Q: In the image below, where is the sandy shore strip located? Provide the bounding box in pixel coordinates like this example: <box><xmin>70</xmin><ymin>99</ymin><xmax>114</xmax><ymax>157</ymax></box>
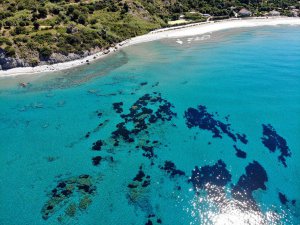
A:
<box><xmin>1</xmin><ymin>17</ymin><xmax>300</xmax><ymax>77</ymax></box>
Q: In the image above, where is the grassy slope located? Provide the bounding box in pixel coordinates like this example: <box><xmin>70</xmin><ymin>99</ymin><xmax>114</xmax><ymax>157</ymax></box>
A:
<box><xmin>0</xmin><ymin>0</ymin><xmax>299</xmax><ymax>66</ymax></box>
<box><xmin>0</xmin><ymin>0</ymin><xmax>167</xmax><ymax>65</ymax></box>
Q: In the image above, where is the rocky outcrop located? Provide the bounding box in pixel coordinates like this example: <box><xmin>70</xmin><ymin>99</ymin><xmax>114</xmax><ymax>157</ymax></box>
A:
<box><xmin>43</xmin><ymin>53</ymin><xmax>82</xmax><ymax>65</ymax></box>
<box><xmin>0</xmin><ymin>46</ymin><xmax>103</xmax><ymax>70</ymax></box>
<box><xmin>0</xmin><ymin>49</ymin><xmax>29</xmax><ymax>70</ymax></box>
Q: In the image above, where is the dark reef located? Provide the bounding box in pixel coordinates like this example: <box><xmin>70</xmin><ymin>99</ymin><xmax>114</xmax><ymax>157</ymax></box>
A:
<box><xmin>279</xmin><ymin>192</ymin><xmax>288</xmax><ymax>205</ymax></box>
<box><xmin>127</xmin><ymin>166</ymin><xmax>153</xmax><ymax>214</ymax></box>
<box><xmin>92</xmin><ymin>140</ymin><xmax>104</xmax><ymax>151</ymax></box>
<box><xmin>236</xmin><ymin>133</ymin><xmax>248</xmax><ymax>144</ymax></box>
<box><xmin>278</xmin><ymin>192</ymin><xmax>297</xmax><ymax>207</ymax></box>
<box><xmin>189</xmin><ymin>160</ymin><xmax>232</xmax><ymax>191</ymax></box>
<box><xmin>111</xmin><ymin>93</ymin><xmax>176</xmax><ymax>145</ymax></box>
<box><xmin>261</xmin><ymin>124</ymin><xmax>291</xmax><ymax>167</ymax></box>
<box><xmin>41</xmin><ymin>94</ymin><xmax>296</xmax><ymax>223</ymax></box>
<box><xmin>145</xmin><ymin>214</ymin><xmax>162</xmax><ymax>225</ymax></box>
<box><xmin>92</xmin><ymin>156</ymin><xmax>102</xmax><ymax>166</ymax></box>
<box><xmin>41</xmin><ymin>175</ymin><xmax>96</xmax><ymax>220</ymax></box>
<box><xmin>141</xmin><ymin>145</ymin><xmax>156</xmax><ymax>159</ymax></box>
<box><xmin>159</xmin><ymin>161</ymin><xmax>185</xmax><ymax>178</ymax></box>
<box><xmin>91</xmin><ymin>155</ymin><xmax>113</xmax><ymax>166</ymax></box>
<box><xmin>233</xmin><ymin>145</ymin><xmax>247</xmax><ymax>159</ymax></box>
<box><xmin>128</xmin><ymin>166</ymin><xmax>151</xmax><ymax>189</ymax></box>
<box><xmin>184</xmin><ymin>105</ymin><xmax>247</xmax><ymax>144</ymax></box>
<box><xmin>113</xmin><ymin>102</ymin><xmax>124</xmax><ymax>113</ymax></box>
<box><xmin>231</xmin><ymin>161</ymin><xmax>268</xmax><ymax>210</ymax></box>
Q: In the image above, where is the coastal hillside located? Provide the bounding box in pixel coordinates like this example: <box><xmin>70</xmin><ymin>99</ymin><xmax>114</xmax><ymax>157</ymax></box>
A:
<box><xmin>0</xmin><ymin>0</ymin><xmax>299</xmax><ymax>69</ymax></box>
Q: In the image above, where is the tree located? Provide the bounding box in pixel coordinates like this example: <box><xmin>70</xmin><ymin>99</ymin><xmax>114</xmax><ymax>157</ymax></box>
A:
<box><xmin>67</xmin><ymin>5</ymin><xmax>75</xmax><ymax>15</ymax></box>
<box><xmin>90</xmin><ymin>18</ymin><xmax>97</xmax><ymax>25</ymax></box>
<box><xmin>78</xmin><ymin>15</ymin><xmax>87</xmax><ymax>25</ymax></box>
<box><xmin>38</xmin><ymin>7</ymin><xmax>47</xmax><ymax>18</ymax></box>
<box><xmin>33</xmin><ymin>21</ymin><xmax>40</xmax><ymax>30</ymax></box>
<box><xmin>121</xmin><ymin>3</ymin><xmax>129</xmax><ymax>14</ymax></box>
<box><xmin>14</xmin><ymin>26</ymin><xmax>26</xmax><ymax>35</ymax></box>
<box><xmin>5</xmin><ymin>20</ymin><xmax>13</xmax><ymax>27</ymax></box>
<box><xmin>31</xmin><ymin>12</ymin><xmax>38</xmax><ymax>21</ymax></box>
<box><xmin>51</xmin><ymin>7</ymin><xmax>60</xmax><ymax>15</ymax></box>
<box><xmin>39</xmin><ymin>47</ymin><xmax>52</xmax><ymax>58</ymax></box>
<box><xmin>19</xmin><ymin>21</ymin><xmax>26</xmax><ymax>27</ymax></box>
<box><xmin>71</xmin><ymin>10</ymin><xmax>80</xmax><ymax>21</ymax></box>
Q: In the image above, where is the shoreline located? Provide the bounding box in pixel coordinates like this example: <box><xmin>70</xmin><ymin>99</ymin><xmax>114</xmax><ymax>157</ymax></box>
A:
<box><xmin>1</xmin><ymin>17</ymin><xmax>300</xmax><ymax>77</ymax></box>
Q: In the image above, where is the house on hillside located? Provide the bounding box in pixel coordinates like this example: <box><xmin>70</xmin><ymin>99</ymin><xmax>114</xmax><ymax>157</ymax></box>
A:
<box><xmin>238</xmin><ymin>8</ymin><xmax>252</xmax><ymax>17</ymax></box>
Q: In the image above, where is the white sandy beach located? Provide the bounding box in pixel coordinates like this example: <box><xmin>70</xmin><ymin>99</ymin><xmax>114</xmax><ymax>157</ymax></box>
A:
<box><xmin>1</xmin><ymin>17</ymin><xmax>300</xmax><ymax>77</ymax></box>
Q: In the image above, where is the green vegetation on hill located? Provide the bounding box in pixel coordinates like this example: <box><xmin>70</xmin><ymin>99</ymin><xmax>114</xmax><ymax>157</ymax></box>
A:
<box><xmin>0</xmin><ymin>0</ymin><xmax>299</xmax><ymax>66</ymax></box>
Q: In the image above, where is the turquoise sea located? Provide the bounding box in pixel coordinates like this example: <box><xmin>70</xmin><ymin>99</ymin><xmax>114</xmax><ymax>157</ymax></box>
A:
<box><xmin>0</xmin><ymin>26</ymin><xmax>300</xmax><ymax>225</ymax></box>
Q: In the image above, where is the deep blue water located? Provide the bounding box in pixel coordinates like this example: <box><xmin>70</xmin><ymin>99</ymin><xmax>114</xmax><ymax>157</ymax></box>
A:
<box><xmin>0</xmin><ymin>26</ymin><xmax>300</xmax><ymax>225</ymax></box>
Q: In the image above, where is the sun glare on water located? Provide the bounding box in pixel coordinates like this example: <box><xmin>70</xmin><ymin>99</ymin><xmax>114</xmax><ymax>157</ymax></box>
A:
<box><xmin>186</xmin><ymin>187</ymin><xmax>283</xmax><ymax>225</ymax></box>
<box><xmin>210</xmin><ymin>202</ymin><xmax>279</xmax><ymax>225</ymax></box>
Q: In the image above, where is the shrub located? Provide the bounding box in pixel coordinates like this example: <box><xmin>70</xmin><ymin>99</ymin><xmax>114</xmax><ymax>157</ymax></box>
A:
<box><xmin>51</xmin><ymin>7</ymin><xmax>60</xmax><ymax>15</ymax></box>
<box><xmin>71</xmin><ymin>10</ymin><xmax>80</xmax><ymax>21</ymax></box>
<box><xmin>14</xmin><ymin>26</ymin><xmax>26</xmax><ymax>35</ymax></box>
<box><xmin>13</xmin><ymin>36</ymin><xmax>29</xmax><ymax>43</ymax></box>
<box><xmin>4</xmin><ymin>46</ymin><xmax>16</xmax><ymax>57</ymax></box>
<box><xmin>29</xmin><ymin>58</ymin><xmax>39</xmax><ymax>66</ymax></box>
<box><xmin>19</xmin><ymin>21</ymin><xmax>26</xmax><ymax>27</ymax></box>
<box><xmin>38</xmin><ymin>7</ymin><xmax>47</xmax><ymax>18</ymax></box>
<box><xmin>67</xmin><ymin>5</ymin><xmax>75</xmax><ymax>15</ymax></box>
<box><xmin>65</xmin><ymin>35</ymin><xmax>81</xmax><ymax>44</ymax></box>
<box><xmin>39</xmin><ymin>46</ymin><xmax>52</xmax><ymax>58</ymax></box>
<box><xmin>32</xmin><ymin>32</ymin><xmax>54</xmax><ymax>44</ymax></box>
<box><xmin>4</xmin><ymin>20</ymin><xmax>13</xmax><ymax>28</ymax></box>
<box><xmin>0</xmin><ymin>37</ymin><xmax>12</xmax><ymax>45</ymax></box>
<box><xmin>33</xmin><ymin>21</ymin><xmax>40</xmax><ymax>30</ymax></box>
<box><xmin>90</xmin><ymin>18</ymin><xmax>97</xmax><ymax>25</ymax></box>
<box><xmin>78</xmin><ymin>15</ymin><xmax>87</xmax><ymax>25</ymax></box>
<box><xmin>87</xmin><ymin>5</ymin><xmax>95</xmax><ymax>13</ymax></box>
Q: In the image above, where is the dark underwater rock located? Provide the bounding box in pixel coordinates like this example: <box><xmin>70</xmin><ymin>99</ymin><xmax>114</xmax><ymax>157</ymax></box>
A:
<box><xmin>159</xmin><ymin>161</ymin><xmax>185</xmax><ymax>178</ymax></box>
<box><xmin>92</xmin><ymin>140</ymin><xmax>104</xmax><ymax>151</ymax></box>
<box><xmin>112</xmin><ymin>122</ymin><xmax>132</xmax><ymax>143</ymax></box>
<box><xmin>279</xmin><ymin>192</ymin><xmax>288</xmax><ymax>205</ymax></box>
<box><xmin>233</xmin><ymin>145</ymin><xmax>247</xmax><ymax>159</ymax></box>
<box><xmin>91</xmin><ymin>155</ymin><xmax>114</xmax><ymax>166</ymax></box>
<box><xmin>128</xmin><ymin>166</ymin><xmax>151</xmax><ymax>188</ymax></box>
<box><xmin>278</xmin><ymin>192</ymin><xmax>297</xmax><ymax>207</ymax></box>
<box><xmin>134</xmin><ymin>169</ymin><xmax>146</xmax><ymax>182</ymax></box>
<box><xmin>85</xmin><ymin>132</ymin><xmax>91</xmax><ymax>138</ymax></box>
<box><xmin>113</xmin><ymin>102</ymin><xmax>123</xmax><ymax>113</ymax></box>
<box><xmin>142</xmin><ymin>146</ymin><xmax>156</xmax><ymax>159</ymax></box>
<box><xmin>41</xmin><ymin>175</ymin><xmax>96</xmax><ymax>220</ymax></box>
<box><xmin>189</xmin><ymin>160</ymin><xmax>231</xmax><ymax>192</ymax></box>
<box><xmin>111</xmin><ymin>93</ymin><xmax>176</xmax><ymax>145</ymax></box>
<box><xmin>236</xmin><ymin>133</ymin><xmax>248</xmax><ymax>144</ymax></box>
<box><xmin>92</xmin><ymin>156</ymin><xmax>102</xmax><ymax>166</ymax></box>
<box><xmin>184</xmin><ymin>105</ymin><xmax>240</xmax><ymax>142</ymax></box>
<box><xmin>145</xmin><ymin>216</ymin><xmax>162</xmax><ymax>225</ymax></box>
<box><xmin>261</xmin><ymin>124</ymin><xmax>291</xmax><ymax>167</ymax></box>
<box><xmin>231</xmin><ymin>161</ymin><xmax>268</xmax><ymax>210</ymax></box>
<box><xmin>127</xmin><ymin>166</ymin><xmax>152</xmax><ymax>213</ymax></box>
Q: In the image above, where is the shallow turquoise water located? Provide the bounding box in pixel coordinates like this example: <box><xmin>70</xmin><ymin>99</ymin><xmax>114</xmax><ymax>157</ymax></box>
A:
<box><xmin>0</xmin><ymin>26</ymin><xmax>300</xmax><ymax>225</ymax></box>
